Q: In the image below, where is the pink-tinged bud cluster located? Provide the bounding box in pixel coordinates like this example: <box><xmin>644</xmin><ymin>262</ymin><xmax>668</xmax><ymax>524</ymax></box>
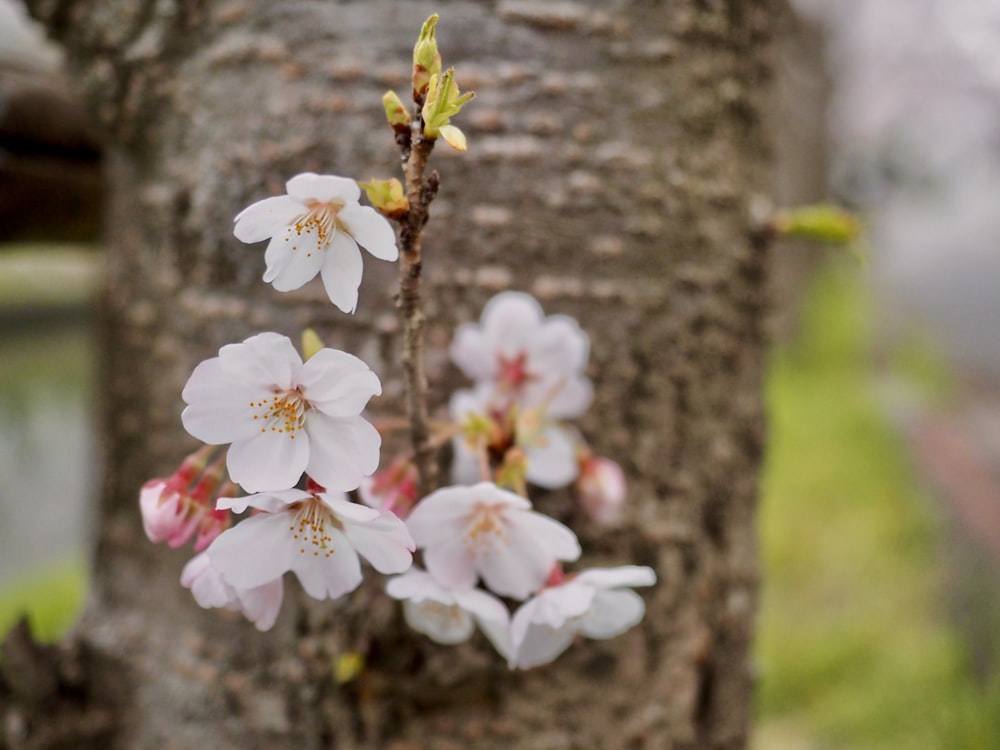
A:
<box><xmin>359</xmin><ymin>457</ymin><xmax>419</xmax><ymax>518</ymax></box>
<box><xmin>138</xmin><ymin>447</ymin><xmax>233</xmax><ymax>551</ymax></box>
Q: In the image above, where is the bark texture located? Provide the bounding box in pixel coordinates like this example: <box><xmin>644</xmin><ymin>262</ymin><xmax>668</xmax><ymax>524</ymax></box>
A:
<box><xmin>5</xmin><ymin>1</ymin><xmax>775</xmax><ymax>748</ymax></box>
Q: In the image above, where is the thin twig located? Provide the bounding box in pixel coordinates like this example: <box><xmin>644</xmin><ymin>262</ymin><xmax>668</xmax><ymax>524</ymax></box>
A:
<box><xmin>395</xmin><ymin>123</ymin><xmax>439</xmax><ymax>496</ymax></box>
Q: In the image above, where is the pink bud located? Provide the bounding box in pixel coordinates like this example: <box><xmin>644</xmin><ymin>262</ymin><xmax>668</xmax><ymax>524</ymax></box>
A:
<box><xmin>139</xmin><ymin>479</ymin><xmax>199</xmax><ymax>547</ymax></box>
<box><xmin>193</xmin><ymin>508</ymin><xmax>231</xmax><ymax>552</ymax></box>
<box><xmin>575</xmin><ymin>457</ymin><xmax>626</xmax><ymax>524</ymax></box>
<box><xmin>359</xmin><ymin>458</ymin><xmax>419</xmax><ymax>518</ymax></box>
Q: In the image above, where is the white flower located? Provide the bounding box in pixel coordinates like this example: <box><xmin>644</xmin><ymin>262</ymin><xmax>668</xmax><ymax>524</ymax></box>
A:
<box><xmin>508</xmin><ymin>565</ymin><xmax>656</xmax><ymax>669</ymax></box>
<box><xmin>181</xmin><ymin>332</ymin><xmax>382</xmax><ymax>493</ymax></box>
<box><xmin>450</xmin><ymin>291</ymin><xmax>592</xmax><ymax>419</ymax></box>
<box><xmin>206</xmin><ymin>489</ymin><xmax>414</xmax><ymax>601</ymax></box>
<box><xmin>233</xmin><ymin>173</ymin><xmax>399</xmax><ymax>313</ymax></box>
<box><xmin>386</xmin><ymin>567</ymin><xmax>510</xmax><ymax>656</ymax></box>
<box><xmin>405</xmin><ymin>482</ymin><xmax>580</xmax><ymax>600</ymax></box>
<box><xmin>449</xmin><ymin>386</ymin><xmax>580</xmax><ymax>490</ymax></box>
<box><xmin>181</xmin><ymin>551</ymin><xmax>284</xmax><ymax>632</ymax></box>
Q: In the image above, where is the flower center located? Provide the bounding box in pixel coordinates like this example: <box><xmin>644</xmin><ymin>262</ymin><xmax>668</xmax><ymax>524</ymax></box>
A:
<box><xmin>497</xmin><ymin>352</ymin><xmax>534</xmax><ymax>389</ymax></box>
<box><xmin>250</xmin><ymin>389</ymin><xmax>308</xmax><ymax>438</ymax></box>
<box><xmin>287</xmin><ymin>200</ymin><xmax>345</xmax><ymax>256</ymax></box>
<box><xmin>463</xmin><ymin>502</ymin><xmax>508</xmax><ymax>557</ymax></box>
<box><xmin>289</xmin><ymin>497</ymin><xmax>342</xmax><ymax>558</ymax></box>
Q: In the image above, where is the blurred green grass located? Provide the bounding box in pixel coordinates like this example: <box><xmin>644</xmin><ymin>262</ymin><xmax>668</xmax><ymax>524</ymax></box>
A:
<box><xmin>0</xmin><ymin>559</ymin><xmax>87</xmax><ymax>643</ymax></box>
<box><xmin>756</xmin><ymin>260</ymin><xmax>1000</xmax><ymax>748</ymax></box>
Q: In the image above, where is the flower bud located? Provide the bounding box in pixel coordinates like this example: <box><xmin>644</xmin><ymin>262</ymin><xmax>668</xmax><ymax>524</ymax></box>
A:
<box><xmin>575</xmin><ymin>456</ymin><xmax>626</xmax><ymax>524</ymax></box>
<box><xmin>412</xmin><ymin>14</ymin><xmax>442</xmax><ymax>100</ymax></box>
<box><xmin>421</xmin><ymin>68</ymin><xmax>474</xmax><ymax>148</ymax></box>
<box><xmin>382</xmin><ymin>90</ymin><xmax>412</xmax><ymax>133</ymax></box>
<box><xmin>359</xmin><ymin>178</ymin><xmax>409</xmax><ymax>219</ymax></box>
<box><xmin>771</xmin><ymin>204</ymin><xmax>861</xmax><ymax>246</ymax></box>
<box><xmin>139</xmin><ymin>479</ymin><xmax>199</xmax><ymax>547</ymax></box>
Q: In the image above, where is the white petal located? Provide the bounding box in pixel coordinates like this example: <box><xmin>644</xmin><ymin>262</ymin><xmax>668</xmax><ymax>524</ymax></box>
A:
<box><xmin>239</xmin><ymin>578</ymin><xmax>285</xmax><ymax>631</ymax></box>
<box><xmin>574</xmin><ymin>565</ymin><xmax>657</xmax><ymax>590</ymax></box>
<box><xmin>264</xmin><ymin>224</ymin><xmax>326</xmax><ymax>291</ymax></box>
<box><xmin>405</xmin><ymin>487</ymin><xmax>475</xmax><ymax>548</ymax></box>
<box><xmin>234</xmin><ymin>195</ymin><xmax>302</xmax><ymax>243</ymax></box>
<box><xmin>292</xmin><ymin>526</ymin><xmax>362</xmax><ymax>600</ymax></box>
<box><xmin>217</xmin><ymin>489</ymin><xmax>310</xmax><ymax>515</ymax></box>
<box><xmin>181</xmin><ymin>359</ymin><xmax>266</xmax><ymax>444</ymax></box>
<box><xmin>528</xmin><ymin>315</ymin><xmax>589</xmax><ymax>380</ymax></box>
<box><xmin>524</xmin><ymin>424</ymin><xmax>579</xmax><ymax>489</ymax></box>
<box><xmin>449</xmin><ymin>437</ymin><xmax>483</xmax><ymax>485</ymax></box>
<box><xmin>322</xmin><ymin>493</ymin><xmax>381</xmax><ymax>522</ymax></box>
<box><xmin>385</xmin><ymin>568</ymin><xmax>450</xmax><ymax>603</ymax></box>
<box><xmin>449</xmin><ymin>324</ymin><xmax>499</xmax><ymax>382</ymax></box>
<box><xmin>507</xmin><ymin>508</ymin><xmax>581</xmax><ymax>562</ymax></box>
<box><xmin>422</xmin><ymin>535</ymin><xmax>478</xmax><ymax>590</ymax></box>
<box><xmin>453</xmin><ymin>587</ymin><xmax>510</xmax><ymax>630</ymax></box>
<box><xmin>304</xmin><ymin>414</ymin><xmax>381</xmax><ymax>492</ymax></box>
<box><xmin>320</xmin><ymin>232</ymin><xmax>364</xmax><ymax>313</ymax></box>
<box><xmin>448</xmin><ymin>385</ymin><xmax>492</xmax><ymax>420</ymax></box>
<box><xmin>510</xmin><ymin>621</ymin><xmax>576</xmax><ymax>669</ymax></box>
<box><xmin>403</xmin><ymin>599</ymin><xmax>475</xmax><ymax>644</ymax></box>
<box><xmin>577</xmin><ymin>589</ymin><xmax>646</xmax><ymax>639</ymax></box>
<box><xmin>226</xmin><ymin>430</ymin><xmax>309</xmax><ymax>493</ymax></box>
<box><xmin>339</xmin><ymin>509</ymin><xmax>415</xmax><ymax>574</ymax></box>
<box><xmin>481</xmin><ymin>292</ymin><xmax>544</xmax><ymax>358</ymax></box>
<box><xmin>286</xmin><ymin>173</ymin><xmax>360</xmax><ymax>204</ymax></box>
<box><xmin>300</xmin><ymin>349</ymin><xmax>381</xmax><ymax>416</ymax></box>
<box><xmin>181</xmin><ymin>553</ymin><xmax>233</xmax><ymax>609</ymax></box>
<box><xmin>217</xmin><ymin>332</ymin><xmax>302</xmax><ymax>392</ymax></box>
<box><xmin>340</xmin><ymin>203</ymin><xmax>399</xmax><ymax>261</ymax></box>
<box><xmin>208</xmin><ymin>513</ymin><xmax>299</xmax><ymax>590</ymax></box>
<box><xmin>544</xmin><ymin>376</ymin><xmax>594</xmax><ymax>420</ymax></box>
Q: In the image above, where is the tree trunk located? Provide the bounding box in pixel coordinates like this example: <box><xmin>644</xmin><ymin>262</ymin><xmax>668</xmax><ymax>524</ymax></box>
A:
<box><xmin>6</xmin><ymin>1</ymin><xmax>775</xmax><ymax>748</ymax></box>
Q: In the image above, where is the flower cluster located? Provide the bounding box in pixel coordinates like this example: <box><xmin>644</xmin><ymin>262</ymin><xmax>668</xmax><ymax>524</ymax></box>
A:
<box><xmin>139</xmin><ymin>13</ymin><xmax>653</xmax><ymax>672</ymax></box>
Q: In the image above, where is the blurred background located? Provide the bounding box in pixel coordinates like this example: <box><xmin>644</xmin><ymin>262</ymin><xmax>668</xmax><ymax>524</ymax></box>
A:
<box><xmin>2</xmin><ymin>0</ymin><xmax>999</xmax><ymax>746</ymax></box>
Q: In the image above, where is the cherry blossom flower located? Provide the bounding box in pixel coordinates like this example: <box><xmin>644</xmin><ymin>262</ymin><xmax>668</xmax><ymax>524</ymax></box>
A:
<box><xmin>405</xmin><ymin>482</ymin><xmax>580</xmax><ymax>600</ymax></box>
<box><xmin>449</xmin><ymin>291</ymin><xmax>592</xmax><ymax>419</ymax></box>
<box><xmin>508</xmin><ymin>565</ymin><xmax>656</xmax><ymax>669</ymax></box>
<box><xmin>181</xmin><ymin>552</ymin><xmax>284</xmax><ymax>632</ymax></box>
<box><xmin>386</xmin><ymin>567</ymin><xmax>510</xmax><ymax>654</ymax></box>
<box><xmin>575</xmin><ymin>456</ymin><xmax>627</xmax><ymax>524</ymax></box>
<box><xmin>206</xmin><ymin>488</ymin><xmax>414</xmax><ymax>601</ymax></box>
<box><xmin>449</xmin><ymin>386</ymin><xmax>579</xmax><ymax>489</ymax></box>
<box><xmin>181</xmin><ymin>332</ymin><xmax>382</xmax><ymax>493</ymax></box>
<box><xmin>233</xmin><ymin>173</ymin><xmax>399</xmax><ymax>313</ymax></box>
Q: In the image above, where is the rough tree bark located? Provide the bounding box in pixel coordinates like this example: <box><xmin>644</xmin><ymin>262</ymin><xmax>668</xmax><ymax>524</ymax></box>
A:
<box><xmin>4</xmin><ymin>1</ymin><xmax>775</xmax><ymax>748</ymax></box>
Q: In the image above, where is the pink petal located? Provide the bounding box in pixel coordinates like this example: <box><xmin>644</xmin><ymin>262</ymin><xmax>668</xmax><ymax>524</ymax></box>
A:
<box><xmin>319</xmin><ymin>231</ymin><xmax>364</xmax><ymax>313</ymax></box>
<box><xmin>226</xmin><ymin>430</ymin><xmax>309</xmax><ymax>493</ymax></box>
<box><xmin>477</xmin><ymin>532</ymin><xmax>555</xmax><ymax>600</ymax></box>
<box><xmin>286</xmin><ymin>173</ymin><xmax>359</xmax><ymax>204</ymax></box>
<box><xmin>405</xmin><ymin>487</ymin><xmax>474</xmax><ymax>548</ymax></box>
<box><xmin>507</xmin><ymin>507</ymin><xmax>581</xmax><ymax>562</ymax></box>
<box><xmin>304</xmin><ymin>414</ymin><xmax>381</xmax><ymax>492</ymax></box>
<box><xmin>234</xmin><ymin>195</ymin><xmax>302</xmax><ymax>243</ymax></box>
<box><xmin>340</xmin><ymin>203</ymin><xmax>399</xmax><ymax>261</ymax></box>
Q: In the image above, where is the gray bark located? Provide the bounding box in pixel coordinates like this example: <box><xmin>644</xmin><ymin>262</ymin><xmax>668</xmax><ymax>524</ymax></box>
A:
<box><xmin>4</xmin><ymin>1</ymin><xmax>775</xmax><ymax>748</ymax></box>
